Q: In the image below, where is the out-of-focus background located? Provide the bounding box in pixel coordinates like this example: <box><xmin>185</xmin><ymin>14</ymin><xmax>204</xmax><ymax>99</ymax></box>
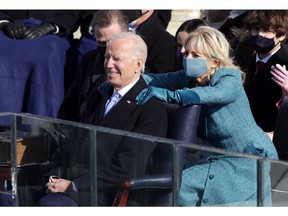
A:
<box><xmin>74</xmin><ymin>10</ymin><xmax>203</xmax><ymax>38</ymax></box>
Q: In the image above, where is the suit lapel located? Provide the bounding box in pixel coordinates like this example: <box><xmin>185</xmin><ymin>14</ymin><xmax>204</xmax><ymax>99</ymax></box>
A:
<box><xmin>99</xmin><ymin>76</ymin><xmax>148</xmax><ymax>125</ymax></box>
<box><xmin>92</xmin><ymin>88</ymin><xmax>113</xmax><ymax>124</ymax></box>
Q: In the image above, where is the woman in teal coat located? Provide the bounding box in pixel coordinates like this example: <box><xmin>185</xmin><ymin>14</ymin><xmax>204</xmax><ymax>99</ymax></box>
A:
<box><xmin>136</xmin><ymin>26</ymin><xmax>278</xmax><ymax>206</ymax></box>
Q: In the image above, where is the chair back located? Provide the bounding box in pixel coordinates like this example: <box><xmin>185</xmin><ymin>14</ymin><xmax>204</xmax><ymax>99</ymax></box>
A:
<box><xmin>165</xmin><ymin>102</ymin><xmax>200</xmax><ymax>142</ymax></box>
<box><xmin>151</xmin><ymin>103</ymin><xmax>201</xmax><ymax>205</ymax></box>
<box><xmin>273</xmin><ymin>96</ymin><xmax>288</xmax><ymax>160</ymax></box>
<box><xmin>146</xmin><ymin>103</ymin><xmax>201</xmax><ymax>175</ymax></box>
<box><xmin>164</xmin><ymin>102</ymin><xmax>201</xmax><ymax>174</ymax></box>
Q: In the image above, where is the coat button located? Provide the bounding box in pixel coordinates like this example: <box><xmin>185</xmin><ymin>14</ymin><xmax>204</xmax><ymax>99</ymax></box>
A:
<box><xmin>209</xmin><ymin>174</ymin><xmax>214</xmax><ymax>180</ymax></box>
<box><xmin>203</xmin><ymin>198</ymin><xmax>208</xmax><ymax>203</ymax></box>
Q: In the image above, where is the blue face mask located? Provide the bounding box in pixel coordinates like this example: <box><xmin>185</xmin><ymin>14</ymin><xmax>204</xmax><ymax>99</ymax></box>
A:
<box><xmin>183</xmin><ymin>58</ymin><xmax>209</xmax><ymax>78</ymax></box>
<box><xmin>97</xmin><ymin>45</ymin><xmax>106</xmax><ymax>55</ymax></box>
<box><xmin>251</xmin><ymin>34</ymin><xmax>276</xmax><ymax>54</ymax></box>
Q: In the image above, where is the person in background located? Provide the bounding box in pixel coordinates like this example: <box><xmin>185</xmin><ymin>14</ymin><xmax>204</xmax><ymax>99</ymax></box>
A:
<box><xmin>57</xmin><ymin>10</ymin><xmax>129</xmax><ymax>122</ymax></box>
<box><xmin>174</xmin><ymin>18</ymin><xmax>208</xmax><ymax>71</ymax></box>
<box><xmin>202</xmin><ymin>10</ymin><xmax>233</xmax><ymax>39</ymax></box>
<box><xmin>228</xmin><ymin>10</ymin><xmax>253</xmax><ymax>72</ymax></box>
<box><xmin>203</xmin><ymin>10</ymin><xmax>251</xmax><ymax>51</ymax></box>
<box><xmin>63</xmin><ymin>10</ymin><xmax>97</xmax><ymax>91</ymax></box>
<box><xmin>231</xmin><ymin>30</ymin><xmax>255</xmax><ymax>73</ymax></box>
<box><xmin>157</xmin><ymin>10</ymin><xmax>172</xmax><ymax>29</ymax></box>
<box><xmin>228</xmin><ymin>10</ymin><xmax>251</xmax><ymax>36</ymax></box>
<box><xmin>73</xmin><ymin>10</ymin><xmax>99</xmax><ymax>62</ymax></box>
<box><xmin>124</xmin><ymin>10</ymin><xmax>177</xmax><ymax>73</ymax></box>
<box><xmin>73</xmin><ymin>10</ymin><xmax>172</xmax><ymax>64</ymax></box>
<box><xmin>243</xmin><ymin>10</ymin><xmax>288</xmax><ymax>133</ymax></box>
<box><xmin>134</xmin><ymin>26</ymin><xmax>278</xmax><ymax>206</ymax></box>
<box><xmin>0</xmin><ymin>10</ymin><xmax>80</xmax><ymax>118</ymax></box>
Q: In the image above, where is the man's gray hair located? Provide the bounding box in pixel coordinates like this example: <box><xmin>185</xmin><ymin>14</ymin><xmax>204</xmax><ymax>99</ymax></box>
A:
<box><xmin>107</xmin><ymin>32</ymin><xmax>147</xmax><ymax>72</ymax></box>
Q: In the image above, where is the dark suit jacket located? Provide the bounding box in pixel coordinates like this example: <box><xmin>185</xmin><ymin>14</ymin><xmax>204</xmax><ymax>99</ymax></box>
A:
<box><xmin>68</xmin><ymin>76</ymin><xmax>168</xmax><ymax>205</ymax></box>
<box><xmin>244</xmin><ymin>46</ymin><xmax>288</xmax><ymax>132</ymax></box>
<box><xmin>137</xmin><ymin>11</ymin><xmax>177</xmax><ymax>73</ymax></box>
<box><xmin>57</xmin><ymin>48</ymin><xmax>106</xmax><ymax>122</ymax></box>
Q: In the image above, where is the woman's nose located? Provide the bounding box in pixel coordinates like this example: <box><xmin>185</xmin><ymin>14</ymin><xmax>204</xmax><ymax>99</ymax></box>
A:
<box><xmin>186</xmin><ymin>53</ymin><xmax>193</xmax><ymax>58</ymax></box>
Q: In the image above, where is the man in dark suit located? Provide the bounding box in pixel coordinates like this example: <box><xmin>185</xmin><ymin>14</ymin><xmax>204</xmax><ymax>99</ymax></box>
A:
<box><xmin>243</xmin><ymin>10</ymin><xmax>288</xmax><ymax>133</ymax></box>
<box><xmin>0</xmin><ymin>32</ymin><xmax>167</xmax><ymax>206</ymax></box>
<box><xmin>202</xmin><ymin>10</ymin><xmax>233</xmax><ymax>40</ymax></box>
<box><xmin>57</xmin><ymin>10</ymin><xmax>129</xmax><ymax>122</ymax></box>
<box><xmin>124</xmin><ymin>10</ymin><xmax>177</xmax><ymax>73</ymax></box>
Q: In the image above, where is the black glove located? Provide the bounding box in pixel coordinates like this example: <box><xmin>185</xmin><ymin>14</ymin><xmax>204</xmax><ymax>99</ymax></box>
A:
<box><xmin>23</xmin><ymin>22</ymin><xmax>56</xmax><ymax>39</ymax></box>
<box><xmin>2</xmin><ymin>21</ymin><xmax>27</xmax><ymax>39</ymax></box>
<box><xmin>0</xmin><ymin>22</ymin><xmax>8</xmax><ymax>30</ymax></box>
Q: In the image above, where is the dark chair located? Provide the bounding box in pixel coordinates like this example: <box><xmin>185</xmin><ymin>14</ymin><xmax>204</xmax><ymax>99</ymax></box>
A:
<box><xmin>264</xmin><ymin>96</ymin><xmax>288</xmax><ymax>206</ymax></box>
<box><xmin>270</xmin><ymin>96</ymin><xmax>288</xmax><ymax>205</ymax></box>
<box><xmin>112</xmin><ymin>103</ymin><xmax>201</xmax><ymax>206</ymax></box>
<box><xmin>273</xmin><ymin>96</ymin><xmax>288</xmax><ymax>161</ymax></box>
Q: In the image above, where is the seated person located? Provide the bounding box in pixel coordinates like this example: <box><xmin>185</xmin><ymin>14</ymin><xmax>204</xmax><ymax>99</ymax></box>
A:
<box><xmin>57</xmin><ymin>10</ymin><xmax>129</xmax><ymax>122</ymax></box>
<box><xmin>0</xmin><ymin>32</ymin><xmax>168</xmax><ymax>206</ymax></box>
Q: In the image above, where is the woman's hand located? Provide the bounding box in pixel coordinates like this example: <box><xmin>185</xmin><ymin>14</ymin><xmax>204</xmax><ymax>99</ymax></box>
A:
<box><xmin>136</xmin><ymin>86</ymin><xmax>182</xmax><ymax>105</ymax></box>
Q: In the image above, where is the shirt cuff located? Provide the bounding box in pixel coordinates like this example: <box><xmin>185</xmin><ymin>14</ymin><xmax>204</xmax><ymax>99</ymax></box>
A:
<box><xmin>71</xmin><ymin>181</ymin><xmax>78</xmax><ymax>192</ymax></box>
<box><xmin>53</xmin><ymin>24</ymin><xmax>59</xmax><ymax>34</ymax></box>
<box><xmin>0</xmin><ymin>20</ymin><xmax>9</xmax><ymax>24</ymax></box>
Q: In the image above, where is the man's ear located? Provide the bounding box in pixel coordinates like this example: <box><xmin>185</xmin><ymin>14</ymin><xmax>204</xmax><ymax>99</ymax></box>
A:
<box><xmin>136</xmin><ymin>57</ymin><xmax>144</xmax><ymax>72</ymax></box>
<box><xmin>278</xmin><ymin>34</ymin><xmax>286</xmax><ymax>43</ymax></box>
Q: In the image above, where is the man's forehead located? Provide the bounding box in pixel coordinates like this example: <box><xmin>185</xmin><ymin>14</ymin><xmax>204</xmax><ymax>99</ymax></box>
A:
<box><xmin>109</xmin><ymin>38</ymin><xmax>131</xmax><ymax>46</ymax></box>
<box><xmin>107</xmin><ymin>40</ymin><xmax>132</xmax><ymax>54</ymax></box>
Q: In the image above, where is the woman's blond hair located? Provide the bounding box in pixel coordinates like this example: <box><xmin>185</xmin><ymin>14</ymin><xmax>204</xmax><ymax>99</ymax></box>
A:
<box><xmin>184</xmin><ymin>26</ymin><xmax>246</xmax><ymax>83</ymax></box>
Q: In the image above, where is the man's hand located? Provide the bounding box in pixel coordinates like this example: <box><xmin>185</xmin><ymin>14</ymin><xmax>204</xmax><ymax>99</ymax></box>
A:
<box><xmin>23</xmin><ymin>22</ymin><xmax>56</xmax><ymax>39</ymax></box>
<box><xmin>46</xmin><ymin>176</ymin><xmax>72</xmax><ymax>193</ymax></box>
<box><xmin>0</xmin><ymin>21</ymin><xmax>8</xmax><ymax>30</ymax></box>
<box><xmin>2</xmin><ymin>21</ymin><xmax>27</xmax><ymax>39</ymax></box>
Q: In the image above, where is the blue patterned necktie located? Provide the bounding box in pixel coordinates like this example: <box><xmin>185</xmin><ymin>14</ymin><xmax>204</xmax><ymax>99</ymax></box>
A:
<box><xmin>104</xmin><ymin>91</ymin><xmax>121</xmax><ymax>117</ymax></box>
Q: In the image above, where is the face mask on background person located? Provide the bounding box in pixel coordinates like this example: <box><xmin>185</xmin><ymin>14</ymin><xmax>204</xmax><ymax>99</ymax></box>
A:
<box><xmin>97</xmin><ymin>45</ymin><xmax>106</xmax><ymax>54</ymax></box>
<box><xmin>183</xmin><ymin>57</ymin><xmax>209</xmax><ymax>78</ymax></box>
<box><xmin>251</xmin><ymin>34</ymin><xmax>276</xmax><ymax>54</ymax></box>
<box><xmin>176</xmin><ymin>50</ymin><xmax>185</xmax><ymax>66</ymax></box>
